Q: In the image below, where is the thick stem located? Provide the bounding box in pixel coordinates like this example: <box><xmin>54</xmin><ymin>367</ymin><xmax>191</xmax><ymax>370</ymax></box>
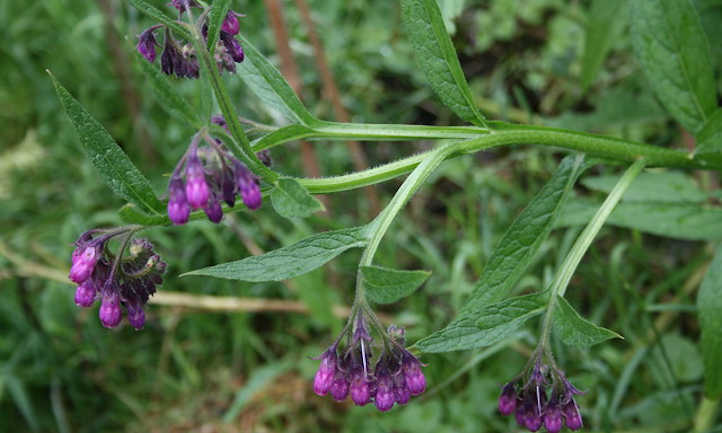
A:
<box><xmin>539</xmin><ymin>158</ymin><xmax>647</xmax><ymax>348</ymax></box>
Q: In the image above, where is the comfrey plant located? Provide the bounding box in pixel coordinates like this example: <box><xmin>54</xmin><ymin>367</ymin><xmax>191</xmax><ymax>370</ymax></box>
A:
<box><xmin>53</xmin><ymin>0</ymin><xmax>722</xmax><ymax>429</ymax></box>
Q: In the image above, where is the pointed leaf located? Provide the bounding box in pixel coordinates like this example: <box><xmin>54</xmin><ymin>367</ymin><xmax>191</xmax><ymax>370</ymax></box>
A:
<box><xmin>207</xmin><ymin>0</ymin><xmax>231</xmax><ymax>52</ymax></box>
<box><xmin>695</xmin><ymin>108</ymin><xmax>722</xmax><ymax>165</ymax></box>
<box><xmin>697</xmin><ymin>245</ymin><xmax>722</xmax><ymax>398</ymax></box>
<box><xmin>416</xmin><ymin>155</ymin><xmax>585</xmax><ymax>352</ymax></box>
<box><xmin>252</xmin><ymin>125</ymin><xmax>315</xmax><ymax>152</ymax></box>
<box><xmin>553</xmin><ymin>295</ymin><xmax>622</xmax><ymax>347</ymax></box>
<box><xmin>236</xmin><ymin>34</ymin><xmax>318</xmax><ymax>126</ymax></box>
<box><xmin>581</xmin><ymin>0</ymin><xmax>627</xmax><ymax>89</ymax></box>
<box><xmin>361</xmin><ymin>265</ymin><xmax>431</xmax><ymax>304</ymax></box>
<box><xmin>271</xmin><ymin>177</ymin><xmax>324</xmax><ymax>219</ymax></box>
<box><xmin>50</xmin><ymin>73</ymin><xmax>163</xmax><ymax>215</ymax></box>
<box><xmin>631</xmin><ymin>0</ymin><xmax>717</xmax><ymax>134</ymax></box>
<box><xmin>182</xmin><ymin>227</ymin><xmax>368</xmax><ymax>281</ymax></box>
<box><xmin>473</xmin><ymin>293</ymin><xmax>547</xmax><ymax>345</ymax></box>
<box><xmin>582</xmin><ymin>171</ymin><xmax>708</xmax><ymax>203</ymax></box>
<box><xmin>401</xmin><ymin>0</ymin><xmax>487</xmax><ymax>127</ymax></box>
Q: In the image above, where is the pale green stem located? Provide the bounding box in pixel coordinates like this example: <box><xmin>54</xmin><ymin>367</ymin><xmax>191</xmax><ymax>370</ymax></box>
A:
<box><xmin>539</xmin><ymin>158</ymin><xmax>647</xmax><ymax>347</ymax></box>
<box><xmin>693</xmin><ymin>397</ymin><xmax>719</xmax><ymax>433</ymax></box>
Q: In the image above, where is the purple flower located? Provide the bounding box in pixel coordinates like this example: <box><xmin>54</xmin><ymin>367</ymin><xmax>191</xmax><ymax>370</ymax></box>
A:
<box><xmin>74</xmin><ymin>279</ymin><xmax>97</xmax><ymax>307</ymax></box>
<box><xmin>169</xmin><ymin>0</ymin><xmax>198</xmax><ymax>12</ymax></box>
<box><xmin>220</xmin><ymin>31</ymin><xmax>244</xmax><ymax>63</ymax></box>
<box><xmin>137</xmin><ymin>27</ymin><xmax>158</xmax><ymax>62</ymax></box>
<box><xmin>349</xmin><ymin>367</ymin><xmax>371</xmax><ymax>406</ymax></box>
<box><xmin>313</xmin><ymin>347</ymin><xmax>337</xmax><ymax>396</ymax></box>
<box><xmin>203</xmin><ymin>193</ymin><xmax>223</xmax><ymax>223</ymax></box>
<box><xmin>374</xmin><ymin>368</ymin><xmax>395</xmax><ymax>412</ymax></box>
<box><xmin>393</xmin><ymin>372</ymin><xmax>411</xmax><ymax>404</ymax></box>
<box><xmin>498</xmin><ymin>383</ymin><xmax>517</xmax><ymax>416</ymax></box>
<box><xmin>69</xmin><ymin>245</ymin><xmax>100</xmax><ymax>283</ymax></box>
<box><xmin>99</xmin><ymin>282</ymin><xmax>122</xmax><ymax>328</ymax></box>
<box><xmin>543</xmin><ymin>404</ymin><xmax>563</xmax><ymax>433</ymax></box>
<box><xmin>563</xmin><ymin>400</ymin><xmax>583</xmax><ymax>430</ymax></box>
<box><xmin>167</xmin><ymin>177</ymin><xmax>191</xmax><ymax>225</ymax></box>
<box><xmin>402</xmin><ymin>352</ymin><xmax>426</xmax><ymax>396</ymax></box>
<box><xmin>330</xmin><ymin>373</ymin><xmax>349</xmax><ymax>401</ymax></box>
<box><xmin>222</xmin><ymin>11</ymin><xmax>240</xmax><ymax>35</ymax></box>
<box><xmin>185</xmin><ymin>149</ymin><xmax>210</xmax><ymax>209</ymax></box>
<box><xmin>161</xmin><ymin>37</ymin><xmax>180</xmax><ymax>76</ymax></box>
<box><xmin>258</xmin><ymin>149</ymin><xmax>273</xmax><ymax>167</ymax></box>
<box><xmin>221</xmin><ymin>167</ymin><xmax>236</xmax><ymax>207</ymax></box>
<box><xmin>126</xmin><ymin>299</ymin><xmax>146</xmax><ymax>330</ymax></box>
<box><xmin>234</xmin><ymin>160</ymin><xmax>262</xmax><ymax>209</ymax></box>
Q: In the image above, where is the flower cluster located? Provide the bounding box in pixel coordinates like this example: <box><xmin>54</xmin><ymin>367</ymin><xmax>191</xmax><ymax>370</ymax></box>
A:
<box><xmin>167</xmin><ymin>120</ymin><xmax>270</xmax><ymax>225</ymax></box>
<box><xmin>136</xmin><ymin>1</ymin><xmax>245</xmax><ymax>78</ymax></box>
<box><xmin>498</xmin><ymin>359</ymin><xmax>583</xmax><ymax>432</ymax></box>
<box><xmin>313</xmin><ymin>318</ymin><xmax>426</xmax><ymax>411</ymax></box>
<box><xmin>70</xmin><ymin>229</ymin><xmax>165</xmax><ymax>330</ymax></box>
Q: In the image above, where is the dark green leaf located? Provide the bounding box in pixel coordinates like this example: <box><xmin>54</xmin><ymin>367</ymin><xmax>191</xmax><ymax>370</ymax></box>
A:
<box><xmin>581</xmin><ymin>0</ymin><xmax>627</xmax><ymax>89</ymax></box>
<box><xmin>136</xmin><ymin>53</ymin><xmax>201</xmax><ymax>127</ymax></box>
<box><xmin>50</xmin><ymin>73</ymin><xmax>163</xmax><ymax>215</ymax></box>
<box><xmin>697</xmin><ymin>245</ymin><xmax>722</xmax><ymax>397</ymax></box>
<box><xmin>206</xmin><ymin>0</ymin><xmax>231</xmax><ymax>52</ymax></box>
<box><xmin>128</xmin><ymin>0</ymin><xmax>190</xmax><ymax>39</ymax></box>
<box><xmin>631</xmin><ymin>0</ymin><xmax>717</xmax><ymax>133</ymax></box>
<box><xmin>271</xmin><ymin>178</ymin><xmax>325</xmax><ymax>219</ymax></box>
<box><xmin>416</xmin><ymin>155</ymin><xmax>585</xmax><ymax>352</ymax></box>
<box><xmin>469</xmin><ymin>293</ymin><xmax>547</xmax><ymax>346</ymax></box>
<box><xmin>553</xmin><ymin>295</ymin><xmax>622</xmax><ymax>347</ymax></box>
<box><xmin>558</xmin><ymin>198</ymin><xmax>722</xmax><ymax>240</ymax></box>
<box><xmin>695</xmin><ymin>109</ymin><xmax>722</xmax><ymax>164</ymax></box>
<box><xmin>235</xmin><ymin>34</ymin><xmax>318</xmax><ymax>126</ymax></box>
<box><xmin>361</xmin><ymin>265</ymin><xmax>431</xmax><ymax>304</ymax></box>
<box><xmin>182</xmin><ymin>227</ymin><xmax>368</xmax><ymax>281</ymax></box>
<box><xmin>401</xmin><ymin>0</ymin><xmax>487</xmax><ymax>127</ymax></box>
<box><xmin>582</xmin><ymin>171</ymin><xmax>708</xmax><ymax>203</ymax></box>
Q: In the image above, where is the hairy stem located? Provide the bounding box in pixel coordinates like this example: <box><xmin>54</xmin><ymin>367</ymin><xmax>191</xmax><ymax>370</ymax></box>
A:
<box><xmin>539</xmin><ymin>158</ymin><xmax>647</xmax><ymax>348</ymax></box>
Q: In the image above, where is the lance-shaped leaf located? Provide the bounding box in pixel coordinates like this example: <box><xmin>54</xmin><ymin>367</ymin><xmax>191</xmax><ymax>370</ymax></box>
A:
<box><xmin>416</xmin><ymin>155</ymin><xmax>585</xmax><ymax>352</ymax></box>
<box><xmin>183</xmin><ymin>227</ymin><xmax>368</xmax><ymax>281</ymax></box>
<box><xmin>206</xmin><ymin>0</ymin><xmax>231</xmax><ymax>52</ymax></box>
<box><xmin>271</xmin><ymin>178</ymin><xmax>325</xmax><ymax>219</ymax></box>
<box><xmin>472</xmin><ymin>292</ymin><xmax>547</xmax><ymax>347</ymax></box>
<box><xmin>251</xmin><ymin>125</ymin><xmax>315</xmax><ymax>151</ymax></box>
<box><xmin>697</xmin><ymin>245</ymin><xmax>722</xmax><ymax>398</ymax></box>
<box><xmin>236</xmin><ymin>34</ymin><xmax>318</xmax><ymax>126</ymax></box>
<box><xmin>50</xmin><ymin>73</ymin><xmax>163</xmax><ymax>215</ymax></box>
<box><xmin>582</xmin><ymin>171</ymin><xmax>708</xmax><ymax>203</ymax></box>
<box><xmin>136</xmin><ymin>53</ymin><xmax>201</xmax><ymax>127</ymax></box>
<box><xmin>361</xmin><ymin>265</ymin><xmax>431</xmax><ymax>304</ymax></box>
<box><xmin>553</xmin><ymin>295</ymin><xmax>622</xmax><ymax>347</ymax></box>
<box><xmin>580</xmin><ymin>0</ymin><xmax>627</xmax><ymax>89</ymax></box>
<box><xmin>401</xmin><ymin>0</ymin><xmax>487</xmax><ymax>127</ymax></box>
<box><xmin>631</xmin><ymin>0</ymin><xmax>717</xmax><ymax>134</ymax></box>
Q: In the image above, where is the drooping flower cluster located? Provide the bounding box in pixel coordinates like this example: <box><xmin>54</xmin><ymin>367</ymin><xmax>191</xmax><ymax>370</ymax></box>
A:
<box><xmin>69</xmin><ymin>229</ymin><xmax>165</xmax><ymax>330</ymax></box>
<box><xmin>167</xmin><ymin>122</ymin><xmax>270</xmax><ymax>225</ymax></box>
<box><xmin>499</xmin><ymin>358</ymin><xmax>583</xmax><ymax>432</ymax></box>
<box><xmin>313</xmin><ymin>317</ymin><xmax>426</xmax><ymax>411</ymax></box>
<box><xmin>136</xmin><ymin>1</ymin><xmax>245</xmax><ymax>78</ymax></box>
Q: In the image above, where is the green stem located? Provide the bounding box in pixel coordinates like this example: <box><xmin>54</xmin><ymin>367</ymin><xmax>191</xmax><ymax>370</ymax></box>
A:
<box><xmin>693</xmin><ymin>397</ymin><xmax>719</xmax><ymax>433</ymax></box>
<box><xmin>353</xmin><ymin>141</ymin><xmax>465</xmax><ymax>308</ymax></box>
<box><xmin>539</xmin><ymin>158</ymin><xmax>647</xmax><ymax>348</ymax></box>
<box><xmin>189</xmin><ymin>23</ymin><xmax>278</xmax><ymax>184</ymax></box>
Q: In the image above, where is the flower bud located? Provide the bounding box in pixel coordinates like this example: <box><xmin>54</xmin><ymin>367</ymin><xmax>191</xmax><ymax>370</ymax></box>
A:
<box><xmin>185</xmin><ymin>152</ymin><xmax>210</xmax><ymax>209</ymax></box>
<box><xmin>543</xmin><ymin>405</ymin><xmax>563</xmax><ymax>433</ymax></box>
<box><xmin>349</xmin><ymin>368</ymin><xmax>371</xmax><ymax>406</ymax></box>
<box><xmin>329</xmin><ymin>373</ymin><xmax>349</xmax><ymax>401</ymax></box>
<box><xmin>393</xmin><ymin>373</ymin><xmax>410</xmax><ymax>405</ymax></box>
<box><xmin>126</xmin><ymin>301</ymin><xmax>146</xmax><ymax>330</ymax></box>
<box><xmin>402</xmin><ymin>353</ymin><xmax>426</xmax><ymax>396</ymax></box>
<box><xmin>563</xmin><ymin>400</ymin><xmax>583</xmax><ymax>430</ymax></box>
<box><xmin>313</xmin><ymin>350</ymin><xmax>337</xmax><ymax>396</ymax></box>
<box><xmin>137</xmin><ymin>27</ymin><xmax>158</xmax><ymax>62</ymax></box>
<box><xmin>374</xmin><ymin>370</ymin><xmax>395</xmax><ymax>412</ymax></box>
<box><xmin>74</xmin><ymin>279</ymin><xmax>97</xmax><ymax>307</ymax></box>
<box><xmin>220</xmin><ymin>32</ymin><xmax>244</xmax><ymax>62</ymax></box>
<box><xmin>167</xmin><ymin>177</ymin><xmax>191</xmax><ymax>224</ymax></box>
<box><xmin>203</xmin><ymin>194</ymin><xmax>223</xmax><ymax>223</ymax></box>
<box><xmin>69</xmin><ymin>245</ymin><xmax>100</xmax><ymax>283</ymax></box>
<box><xmin>99</xmin><ymin>286</ymin><xmax>122</xmax><ymax>328</ymax></box>
<box><xmin>222</xmin><ymin>11</ymin><xmax>240</xmax><ymax>35</ymax></box>
<box><xmin>498</xmin><ymin>383</ymin><xmax>517</xmax><ymax>416</ymax></box>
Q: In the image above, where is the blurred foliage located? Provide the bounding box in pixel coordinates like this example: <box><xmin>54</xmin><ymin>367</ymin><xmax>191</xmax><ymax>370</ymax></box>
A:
<box><xmin>1</xmin><ymin>0</ymin><xmax>721</xmax><ymax>432</ymax></box>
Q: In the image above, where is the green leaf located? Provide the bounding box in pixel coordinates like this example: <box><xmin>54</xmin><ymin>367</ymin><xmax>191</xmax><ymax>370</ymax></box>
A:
<box><xmin>697</xmin><ymin>245</ymin><xmax>722</xmax><ymax>397</ymax></box>
<box><xmin>553</xmin><ymin>295</ymin><xmax>622</xmax><ymax>347</ymax></box>
<box><xmin>631</xmin><ymin>0</ymin><xmax>717</xmax><ymax>133</ymax></box>
<box><xmin>695</xmin><ymin>109</ymin><xmax>722</xmax><ymax>164</ymax></box>
<box><xmin>472</xmin><ymin>292</ymin><xmax>547</xmax><ymax>345</ymax></box>
<box><xmin>361</xmin><ymin>265</ymin><xmax>431</xmax><ymax>304</ymax></box>
<box><xmin>182</xmin><ymin>227</ymin><xmax>368</xmax><ymax>281</ymax></box>
<box><xmin>558</xmin><ymin>198</ymin><xmax>722</xmax><ymax>240</ymax></box>
<box><xmin>136</xmin><ymin>53</ymin><xmax>201</xmax><ymax>127</ymax></box>
<box><xmin>235</xmin><ymin>34</ymin><xmax>318</xmax><ymax>126</ymax></box>
<box><xmin>206</xmin><ymin>0</ymin><xmax>231</xmax><ymax>52</ymax></box>
<box><xmin>401</xmin><ymin>0</ymin><xmax>487</xmax><ymax>127</ymax></box>
<box><xmin>50</xmin><ymin>73</ymin><xmax>163</xmax><ymax>215</ymax></box>
<box><xmin>271</xmin><ymin>177</ymin><xmax>325</xmax><ymax>219</ymax></box>
<box><xmin>128</xmin><ymin>0</ymin><xmax>191</xmax><ymax>39</ymax></box>
<box><xmin>251</xmin><ymin>125</ymin><xmax>315</xmax><ymax>152</ymax></box>
<box><xmin>416</xmin><ymin>155</ymin><xmax>585</xmax><ymax>352</ymax></box>
<box><xmin>580</xmin><ymin>0</ymin><xmax>627</xmax><ymax>89</ymax></box>
<box><xmin>582</xmin><ymin>171</ymin><xmax>708</xmax><ymax>203</ymax></box>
